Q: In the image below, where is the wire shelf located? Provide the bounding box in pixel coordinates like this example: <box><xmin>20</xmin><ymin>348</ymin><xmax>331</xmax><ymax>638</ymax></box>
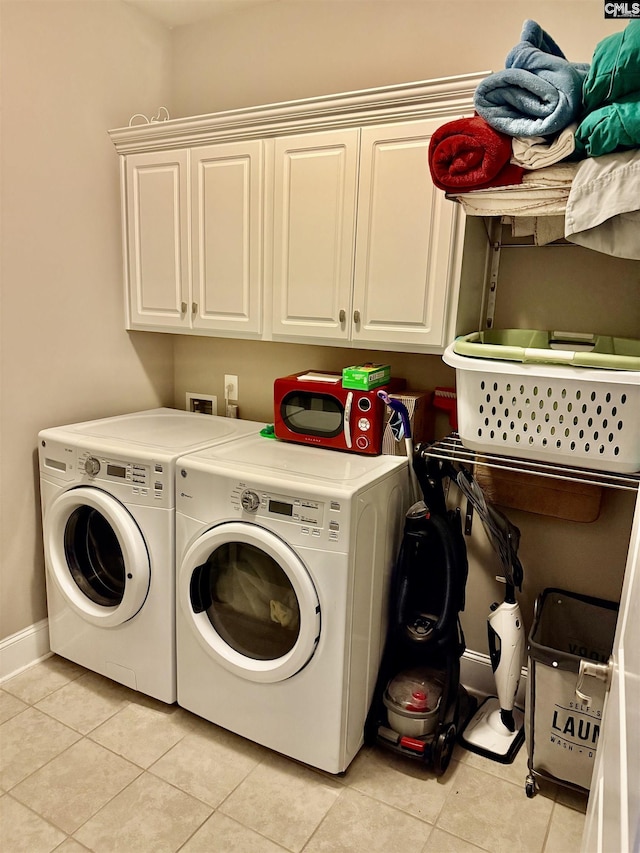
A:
<box><xmin>417</xmin><ymin>434</ymin><xmax>640</xmax><ymax>492</ymax></box>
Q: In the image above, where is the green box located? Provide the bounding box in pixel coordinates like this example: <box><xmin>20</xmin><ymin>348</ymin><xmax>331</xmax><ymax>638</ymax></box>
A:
<box><xmin>342</xmin><ymin>363</ymin><xmax>391</xmax><ymax>390</ymax></box>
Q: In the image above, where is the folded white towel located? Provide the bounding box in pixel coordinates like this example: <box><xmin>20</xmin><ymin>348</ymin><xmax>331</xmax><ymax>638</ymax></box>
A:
<box><xmin>510</xmin><ymin>215</ymin><xmax>566</xmax><ymax>245</ymax></box>
<box><xmin>510</xmin><ymin>123</ymin><xmax>577</xmax><ymax>169</ymax></box>
<box><xmin>521</xmin><ymin>162</ymin><xmax>580</xmax><ymax>187</ymax></box>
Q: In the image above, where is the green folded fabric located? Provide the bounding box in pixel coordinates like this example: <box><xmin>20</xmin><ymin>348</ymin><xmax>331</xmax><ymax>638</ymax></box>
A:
<box><xmin>582</xmin><ymin>21</ymin><xmax>640</xmax><ymax>110</ymax></box>
<box><xmin>575</xmin><ymin>92</ymin><xmax>640</xmax><ymax>156</ymax></box>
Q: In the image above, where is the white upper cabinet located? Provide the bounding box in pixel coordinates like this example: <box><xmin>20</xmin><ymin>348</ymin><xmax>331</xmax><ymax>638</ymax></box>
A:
<box><xmin>123</xmin><ymin>141</ymin><xmax>263</xmax><ymax>337</ymax></box>
<box><xmin>191</xmin><ymin>141</ymin><xmax>263</xmax><ymax>335</ymax></box>
<box><xmin>353</xmin><ymin>120</ymin><xmax>461</xmax><ymax>351</ymax></box>
<box><xmin>271</xmin><ymin>129</ymin><xmax>359</xmax><ymax>342</ymax></box>
<box><xmin>270</xmin><ymin>119</ymin><xmax>465</xmax><ymax>351</ymax></box>
<box><xmin>110</xmin><ymin>72</ymin><xmax>488</xmax><ymax>349</ymax></box>
<box><xmin>125</xmin><ymin>150</ymin><xmax>190</xmax><ymax>329</ymax></box>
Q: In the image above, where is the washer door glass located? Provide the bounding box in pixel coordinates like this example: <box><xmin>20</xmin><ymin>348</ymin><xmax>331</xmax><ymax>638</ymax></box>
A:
<box><xmin>64</xmin><ymin>505</ymin><xmax>126</xmax><ymax>606</ymax></box>
<box><xmin>180</xmin><ymin>522</ymin><xmax>320</xmax><ymax>683</ymax></box>
<box><xmin>45</xmin><ymin>486</ymin><xmax>151</xmax><ymax>627</ymax></box>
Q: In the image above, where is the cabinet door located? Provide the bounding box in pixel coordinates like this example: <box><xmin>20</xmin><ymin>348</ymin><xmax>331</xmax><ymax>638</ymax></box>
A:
<box><xmin>272</xmin><ymin>129</ymin><xmax>359</xmax><ymax>342</ymax></box>
<box><xmin>125</xmin><ymin>150</ymin><xmax>190</xmax><ymax>329</ymax></box>
<box><xmin>352</xmin><ymin>120</ymin><xmax>462</xmax><ymax>351</ymax></box>
<box><xmin>191</xmin><ymin>141</ymin><xmax>263</xmax><ymax>336</ymax></box>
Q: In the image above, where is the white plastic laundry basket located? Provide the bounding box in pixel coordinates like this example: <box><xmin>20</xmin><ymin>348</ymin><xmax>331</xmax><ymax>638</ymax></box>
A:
<box><xmin>443</xmin><ymin>344</ymin><xmax>640</xmax><ymax>473</ymax></box>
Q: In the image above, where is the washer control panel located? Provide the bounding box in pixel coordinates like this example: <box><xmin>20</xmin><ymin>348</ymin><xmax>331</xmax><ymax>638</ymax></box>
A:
<box><xmin>78</xmin><ymin>451</ymin><xmax>152</xmax><ymax>486</ymax></box>
<box><xmin>39</xmin><ymin>438</ymin><xmax>170</xmax><ymax>506</ymax></box>
<box><xmin>79</xmin><ymin>451</ymin><xmax>168</xmax><ymax>503</ymax></box>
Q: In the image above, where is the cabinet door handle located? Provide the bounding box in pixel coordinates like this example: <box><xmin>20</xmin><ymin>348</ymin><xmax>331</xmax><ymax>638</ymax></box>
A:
<box><xmin>181</xmin><ymin>302</ymin><xmax>188</xmax><ymax>314</ymax></box>
<box><xmin>192</xmin><ymin>302</ymin><xmax>198</xmax><ymax>315</ymax></box>
<box><xmin>339</xmin><ymin>309</ymin><xmax>346</xmax><ymax>324</ymax></box>
<box><xmin>353</xmin><ymin>309</ymin><xmax>361</xmax><ymax>324</ymax></box>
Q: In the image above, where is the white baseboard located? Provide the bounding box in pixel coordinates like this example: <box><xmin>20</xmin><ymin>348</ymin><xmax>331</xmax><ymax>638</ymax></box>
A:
<box><xmin>0</xmin><ymin>619</ymin><xmax>51</xmax><ymax>683</ymax></box>
<box><xmin>461</xmin><ymin>648</ymin><xmax>528</xmax><ymax>707</ymax></box>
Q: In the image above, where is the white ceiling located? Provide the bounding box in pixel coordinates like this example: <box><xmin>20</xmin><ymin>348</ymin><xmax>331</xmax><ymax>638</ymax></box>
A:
<box><xmin>125</xmin><ymin>0</ymin><xmax>277</xmax><ymax>29</ymax></box>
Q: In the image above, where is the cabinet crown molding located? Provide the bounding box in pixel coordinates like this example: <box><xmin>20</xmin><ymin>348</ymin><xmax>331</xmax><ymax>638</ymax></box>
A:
<box><xmin>109</xmin><ymin>72</ymin><xmax>490</xmax><ymax>154</ymax></box>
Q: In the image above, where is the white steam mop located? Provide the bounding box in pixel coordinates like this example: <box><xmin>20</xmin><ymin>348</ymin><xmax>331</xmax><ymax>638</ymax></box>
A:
<box><xmin>456</xmin><ymin>467</ymin><xmax>526</xmax><ymax>763</ymax></box>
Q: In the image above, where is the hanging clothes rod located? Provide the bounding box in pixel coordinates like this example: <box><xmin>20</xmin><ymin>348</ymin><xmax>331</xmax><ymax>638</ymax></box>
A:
<box><xmin>494</xmin><ymin>241</ymin><xmax>576</xmax><ymax>249</ymax></box>
<box><xmin>417</xmin><ymin>435</ymin><xmax>640</xmax><ymax>492</ymax></box>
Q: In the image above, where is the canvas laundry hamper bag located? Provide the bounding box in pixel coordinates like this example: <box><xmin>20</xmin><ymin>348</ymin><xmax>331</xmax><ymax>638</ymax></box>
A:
<box><xmin>525</xmin><ymin>588</ymin><xmax>618</xmax><ymax>793</ymax></box>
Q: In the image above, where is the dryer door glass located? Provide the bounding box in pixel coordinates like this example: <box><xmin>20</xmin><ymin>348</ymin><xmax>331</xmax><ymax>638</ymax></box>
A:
<box><xmin>64</xmin><ymin>506</ymin><xmax>125</xmax><ymax>607</ymax></box>
<box><xmin>194</xmin><ymin>542</ymin><xmax>300</xmax><ymax>660</ymax></box>
<box><xmin>181</xmin><ymin>521</ymin><xmax>320</xmax><ymax>682</ymax></box>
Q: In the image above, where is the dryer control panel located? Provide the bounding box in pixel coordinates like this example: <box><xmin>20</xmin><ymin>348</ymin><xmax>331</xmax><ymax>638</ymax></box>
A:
<box><xmin>230</xmin><ymin>482</ymin><xmax>343</xmax><ymax>543</ymax></box>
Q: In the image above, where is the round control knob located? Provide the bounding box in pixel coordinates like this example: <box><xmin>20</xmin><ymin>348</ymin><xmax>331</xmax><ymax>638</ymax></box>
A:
<box><xmin>240</xmin><ymin>489</ymin><xmax>260</xmax><ymax>512</ymax></box>
<box><xmin>84</xmin><ymin>457</ymin><xmax>101</xmax><ymax>476</ymax></box>
<box><xmin>357</xmin><ymin>417</ymin><xmax>371</xmax><ymax>431</ymax></box>
<box><xmin>357</xmin><ymin>397</ymin><xmax>371</xmax><ymax>412</ymax></box>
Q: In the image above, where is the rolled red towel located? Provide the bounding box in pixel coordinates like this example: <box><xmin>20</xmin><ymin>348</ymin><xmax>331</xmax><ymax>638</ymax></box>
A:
<box><xmin>428</xmin><ymin>115</ymin><xmax>525</xmax><ymax>191</ymax></box>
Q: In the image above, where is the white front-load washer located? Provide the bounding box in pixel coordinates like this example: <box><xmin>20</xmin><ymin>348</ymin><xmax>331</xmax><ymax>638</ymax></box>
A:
<box><xmin>38</xmin><ymin>408</ymin><xmax>264</xmax><ymax>703</ymax></box>
<box><xmin>175</xmin><ymin>435</ymin><xmax>410</xmax><ymax>773</ymax></box>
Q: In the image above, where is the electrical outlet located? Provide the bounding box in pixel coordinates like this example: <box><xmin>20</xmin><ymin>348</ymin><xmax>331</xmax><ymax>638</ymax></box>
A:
<box><xmin>186</xmin><ymin>392</ymin><xmax>217</xmax><ymax>415</ymax></box>
<box><xmin>224</xmin><ymin>374</ymin><xmax>238</xmax><ymax>402</ymax></box>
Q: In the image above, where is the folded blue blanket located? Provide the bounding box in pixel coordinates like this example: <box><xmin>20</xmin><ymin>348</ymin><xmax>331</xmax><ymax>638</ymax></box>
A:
<box><xmin>474</xmin><ymin>20</ymin><xmax>589</xmax><ymax>137</ymax></box>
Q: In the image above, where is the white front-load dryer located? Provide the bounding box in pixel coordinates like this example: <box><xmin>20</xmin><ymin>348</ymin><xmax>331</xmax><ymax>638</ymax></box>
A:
<box><xmin>38</xmin><ymin>408</ymin><xmax>264</xmax><ymax>703</ymax></box>
<box><xmin>175</xmin><ymin>434</ymin><xmax>410</xmax><ymax>772</ymax></box>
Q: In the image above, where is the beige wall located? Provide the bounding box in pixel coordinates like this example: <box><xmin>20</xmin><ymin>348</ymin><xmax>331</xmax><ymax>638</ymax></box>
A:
<box><xmin>0</xmin><ymin>1</ymin><xmax>175</xmax><ymax>640</ymax></box>
<box><xmin>171</xmin><ymin>0</ymin><xmax>620</xmax><ymax>116</ymax></box>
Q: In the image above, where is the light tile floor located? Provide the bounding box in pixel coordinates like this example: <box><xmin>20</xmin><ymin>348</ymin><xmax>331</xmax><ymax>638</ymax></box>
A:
<box><xmin>0</xmin><ymin>656</ymin><xmax>587</xmax><ymax>853</ymax></box>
